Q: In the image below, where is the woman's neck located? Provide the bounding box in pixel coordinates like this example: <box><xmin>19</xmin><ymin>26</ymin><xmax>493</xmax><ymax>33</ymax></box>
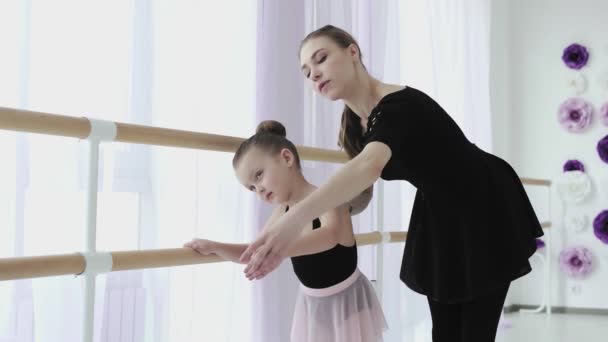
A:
<box><xmin>342</xmin><ymin>72</ymin><xmax>384</xmax><ymax>120</ymax></box>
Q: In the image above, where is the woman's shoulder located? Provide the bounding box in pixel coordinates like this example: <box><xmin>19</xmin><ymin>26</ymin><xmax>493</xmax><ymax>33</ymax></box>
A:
<box><xmin>377</xmin><ymin>84</ymin><xmax>433</xmax><ymax>107</ymax></box>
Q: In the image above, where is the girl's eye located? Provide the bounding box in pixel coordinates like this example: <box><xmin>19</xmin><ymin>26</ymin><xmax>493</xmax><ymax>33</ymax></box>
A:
<box><xmin>255</xmin><ymin>170</ymin><xmax>263</xmax><ymax>180</ymax></box>
<box><xmin>318</xmin><ymin>55</ymin><xmax>327</xmax><ymax>63</ymax></box>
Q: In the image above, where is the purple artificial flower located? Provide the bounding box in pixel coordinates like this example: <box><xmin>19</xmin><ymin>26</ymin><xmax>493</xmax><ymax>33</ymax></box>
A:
<box><xmin>598</xmin><ymin>135</ymin><xmax>608</xmax><ymax>164</ymax></box>
<box><xmin>559</xmin><ymin>246</ymin><xmax>593</xmax><ymax>278</ymax></box>
<box><xmin>558</xmin><ymin>98</ymin><xmax>593</xmax><ymax>133</ymax></box>
<box><xmin>563</xmin><ymin>159</ymin><xmax>585</xmax><ymax>172</ymax></box>
<box><xmin>593</xmin><ymin>210</ymin><xmax>608</xmax><ymax>244</ymax></box>
<box><xmin>600</xmin><ymin>103</ymin><xmax>608</xmax><ymax>127</ymax></box>
<box><xmin>562</xmin><ymin>43</ymin><xmax>589</xmax><ymax>70</ymax></box>
<box><xmin>535</xmin><ymin>238</ymin><xmax>546</xmax><ymax>250</ymax></box>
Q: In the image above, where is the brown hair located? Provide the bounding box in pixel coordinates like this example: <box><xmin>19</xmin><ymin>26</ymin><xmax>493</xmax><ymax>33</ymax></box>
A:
<box><xmin>232</xmin><ymin>120</ymin><xmax>301</xmax><ymax>169</ymax></box>
<box><xmin>300</xmin><ymin>25</ymin><xmax>366</xmax><ymax>159</ymax></box>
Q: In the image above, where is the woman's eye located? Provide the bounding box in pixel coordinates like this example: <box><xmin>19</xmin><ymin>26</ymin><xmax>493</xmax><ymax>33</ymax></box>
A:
<box><xmin>318</xmin><ymin>55</ymin><xmax>327</xmax><ymax>63</ymax></box>
<box><xmin>255</xmin><ymin>170</ymin><xmax>263</xmax><ymax>180</ymax></box>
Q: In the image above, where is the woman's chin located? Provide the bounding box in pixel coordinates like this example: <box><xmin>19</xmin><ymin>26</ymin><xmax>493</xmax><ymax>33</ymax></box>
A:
<box><xmin>324</xmin><ymin>90</ymin><xmax>340</xmax><ymax>101</ymax></box>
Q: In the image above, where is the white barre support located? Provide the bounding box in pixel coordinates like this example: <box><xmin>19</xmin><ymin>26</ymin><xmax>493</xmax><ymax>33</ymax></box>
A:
<box><xmin>85</xmin><ymin>118</ymin><xmax>117</xmax><ymax>142</ymax></box>
<box><xmin>519</xmin><ymin>251</ymin><xmax>548</xmax><ymax>314</ymax></box>
<box><xmin>381</xmin><ymin>232</ymin><xmax>391</xmax><ymax>243</ymax></box>
<box><xmin>81</xmin><ymin>117</ymin><xmax>116</xmax><ymax>342</ymax></box>
<box><xmin>520</xmin><ymin>184</ymin><xmax>552</xmax><ymax>317</ymax></box>
<box><xmin>375</xmin><ymin>181</ymin><xmax>385</xmax><ymax>302</ymax></box>
<box><xmin>76</xmin><ymin>252</ymin><xmax>114</xmax><ymax>276</ymax></box>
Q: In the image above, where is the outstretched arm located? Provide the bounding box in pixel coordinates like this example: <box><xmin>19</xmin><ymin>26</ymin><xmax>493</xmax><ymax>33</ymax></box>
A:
<box><xmin>348</xmin><ymin>185</ymin><xmax>373</xmax><ymax>215</ymax></box>
<box><xmin>286</xmin><ymin>204</ymin><xmax>352</xmax><ymax>257</ymax></box>
<box><xmin>185</xmin><ymin>204</ymin><xmax>287</xmax><ymax>264</ymax></box>
<box><xmin>185</xmin><ymin>205</ymin><xmax>349</xmax><ymax>263</ymax></box>
<box><xmin>241</xmin><ymin>142</ymin><xmax>391</xmax><ymax>279</ymax></box>
<box><xmin>184</xmin><ymin>239</ymin><xmax>249</xmax><ymax>264</ymax></box>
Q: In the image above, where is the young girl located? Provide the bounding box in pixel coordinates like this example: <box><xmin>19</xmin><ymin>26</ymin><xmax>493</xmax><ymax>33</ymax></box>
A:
<box><xmin>184</xmin><ymin>120</ymin><xmax>387</xmax><ymax>342</ymax></box>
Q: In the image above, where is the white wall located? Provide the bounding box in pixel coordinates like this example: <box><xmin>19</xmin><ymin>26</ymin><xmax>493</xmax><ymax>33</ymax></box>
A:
<box><xmin>491</xmin><ymin>0</ymin><xmax>608</xmax><ymax>309</ymax></box>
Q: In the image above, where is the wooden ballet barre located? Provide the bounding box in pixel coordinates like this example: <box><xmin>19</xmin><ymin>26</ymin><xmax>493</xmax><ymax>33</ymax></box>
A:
<box><xmin>520</xmin><ymin>177</ymin><xmax>551</xmax><ymax>186</ymax></box>
<box><xmin>0</xmin><ymin>107</ymin><xmax>348</xmax><ymax>164</ymax></box>
<box><xmin>0</xmin><ymin>231</ymin><xmax>407</xmax><ymax>281</ymax></box>
<box><xmin>0</xmin><ymin>108</ymin><xmax>553</xmax><ymax>186</ymax></box>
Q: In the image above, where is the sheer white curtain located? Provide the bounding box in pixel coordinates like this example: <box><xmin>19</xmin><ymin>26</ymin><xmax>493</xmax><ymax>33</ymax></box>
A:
<box><xmin>0</xmin><ymin>1</ymin><xmax>257</xmax><ymax>341</ymax></box>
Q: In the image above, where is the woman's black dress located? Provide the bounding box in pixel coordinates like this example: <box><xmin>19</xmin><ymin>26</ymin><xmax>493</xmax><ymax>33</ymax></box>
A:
<box><xmin>363</xmin><ymin>86</ymin><xmax>544</xmax><ymax>303</ymax></box>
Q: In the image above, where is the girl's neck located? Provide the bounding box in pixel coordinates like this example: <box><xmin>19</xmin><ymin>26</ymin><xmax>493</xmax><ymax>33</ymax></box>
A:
<box><xmin>283</xmin><ymin>174</ymin><xmax>316</xmax><ymax>207</ymax></box>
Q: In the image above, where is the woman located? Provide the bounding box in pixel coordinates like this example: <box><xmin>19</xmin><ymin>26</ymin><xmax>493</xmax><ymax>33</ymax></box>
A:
<box><xmin>240</xmin><ymin>25</ymin><xmax>543</xmax><ymax>342</ymax></box>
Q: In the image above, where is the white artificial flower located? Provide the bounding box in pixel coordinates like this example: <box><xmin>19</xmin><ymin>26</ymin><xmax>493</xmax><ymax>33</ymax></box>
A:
<box><xmin>564</xmin><ymin>213</ymin><xmax>588</xmax><ymax>233</ymax></box>
<box><xmin>598</xmin><ymin>71</ymin><xmax>608</xmax><ymax>96</ymax></box>
<box><xmin>566</xmin><ymin>72</ymin><xmax>587</xmax><ymax>95</ymax></box>
<box><xmin>556</xmin><ymin>170</ymin><xmax>591</xmax><ymax>204</ymax></box>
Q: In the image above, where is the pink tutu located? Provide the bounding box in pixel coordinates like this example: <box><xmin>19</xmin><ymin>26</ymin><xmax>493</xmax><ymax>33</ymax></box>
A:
<box><xmin>290</xmin><ymin>268</ymin><xmax>388</xmax><ymax>342</ymax></box>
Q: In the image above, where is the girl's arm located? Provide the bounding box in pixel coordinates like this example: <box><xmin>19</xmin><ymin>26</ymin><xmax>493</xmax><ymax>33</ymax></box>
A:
<box><xmin>187</xmin><ymin>200</ymin><xmax>349</xmax><ymax>264</ymax></box>
<box><xmin>184</xmin><ymin>239</ymin><xmax>248</xmax><ymax>264</ymax></box>
<box><xmin>185</xmin><ymin>205</ymin><xmax>286</xmax><ymax>264</ymax></box>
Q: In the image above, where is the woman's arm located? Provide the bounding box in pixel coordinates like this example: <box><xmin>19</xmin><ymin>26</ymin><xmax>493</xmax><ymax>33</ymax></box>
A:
<box><xmin>287</xmin><ymin>142</ymin><xmax>390</xmax><ymax>226</ymax></box>
<box><xmin>348</xmin><ymin>185</ymin><xmax>373</xmax><ymax>215</ymax></box>
<box><xmin>286</xmin><ymin>204</ymin><xmax>352</xmax><ymax>257</ymax></box>
<box><xmin>241</xmin><ymin>142</ymin><xmax>392</xmax><ymax>279</ymax></box>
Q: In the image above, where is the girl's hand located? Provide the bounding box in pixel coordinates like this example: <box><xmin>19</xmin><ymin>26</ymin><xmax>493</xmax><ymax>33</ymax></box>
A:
<box><xmin>184</xmin><ymin>238</ymin><xmax>218</xmax><ymax>256</ymax></box>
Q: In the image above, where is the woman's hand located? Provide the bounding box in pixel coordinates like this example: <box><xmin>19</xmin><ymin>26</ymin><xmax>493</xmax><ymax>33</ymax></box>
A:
<box><xmin>184</xmin><ymin>238</ymin><xmax>218</xmax><ymax>256</ymax></box>
<box><xmin>240</xmin><ymin>215</ymin><xmax>301</xmax><ymax>280</ymax></box>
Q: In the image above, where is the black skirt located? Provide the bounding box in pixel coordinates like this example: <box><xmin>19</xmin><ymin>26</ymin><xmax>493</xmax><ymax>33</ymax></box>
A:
<box><xmin>363</xmin><ymin>86</ymin><xmax>544</xmax><ymax>303</ymax></box>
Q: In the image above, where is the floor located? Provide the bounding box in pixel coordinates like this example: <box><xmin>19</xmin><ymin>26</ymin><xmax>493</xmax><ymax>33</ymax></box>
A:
<box><xmin>496</xmin><ymin>312</ymin><xmax>608</xmax><ymax>342</ymax></box>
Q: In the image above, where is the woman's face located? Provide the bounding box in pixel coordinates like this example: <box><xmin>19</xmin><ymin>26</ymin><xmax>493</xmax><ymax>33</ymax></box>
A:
<box><xmin>299</xmin><ymin>36</ymin><xmax>358</xmax><ymax>101</ymax></box>
<box><xmin>234</xmin><ymin>147</ymin><xmax>295</xmax><ymax>204</ymax></box>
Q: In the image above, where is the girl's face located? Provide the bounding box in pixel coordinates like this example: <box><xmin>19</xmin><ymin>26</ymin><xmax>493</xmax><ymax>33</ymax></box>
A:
<box><xmin>299</xmin><ymin>36</ymin><xmax>359</xmax><ymax>101</ymax></box>
<box><xmin>234</xmin><ymin>147</ymin><xmax>296</xmax><ymax>204</ymax></box>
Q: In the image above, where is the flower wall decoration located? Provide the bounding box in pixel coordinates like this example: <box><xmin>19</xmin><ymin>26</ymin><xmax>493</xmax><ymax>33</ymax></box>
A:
<box><xmin>598</xmin><ymin>135</ymin><xmax>608</xmax><ymax>164</ymax></box>
<box><xmin>593</xmin><ymin>210</ymin><xmax>608</xmax><ymax>244</ymax></box>
<box><xmin>558</xmin><ymin>98</ymin><xmax>593</xmax><ymax>133</ymax></box>
<box><xmin>600</xmin><ymin>102</ymin><xmax>608</xmax><ymax>127</ymax></box>
<box><xmin>535</xmin><ymin>238</ymin><xmax>546</xmax><ymax>250</ymax></box>
<box><xmin>556</xmin><ymin>170</ymin><xmax>591</xmax><ymax>203</ymax></box>
<box><xmin>562</xmin><ymin>43</ymin><xmax>589</xmax><ymax>70</ymax></box>
<box><xmin>566</xmin><ymin>72</ymin><xmax>588</xmax><ymax>95</ymax></box>
<box><xmin>559</xmin><ymin>246</ymin><xmax>594</xmax><ymax>278</ymax></box>
<box><xmin>564</xmin><ymin>213</ymin><xmax>588</xmax><ymax>233</ymax></box>
<box><xmin>563</xmin><ymin>159</ymin><xmax>585</xmax><ymax>172</ymax></box>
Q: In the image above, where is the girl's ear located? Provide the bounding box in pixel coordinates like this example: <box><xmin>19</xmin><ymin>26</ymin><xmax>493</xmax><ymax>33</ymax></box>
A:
<box><xmin>280</xmin><ymin>148</ymin><xmax>294</xmax><ymax>167</ymax></box>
